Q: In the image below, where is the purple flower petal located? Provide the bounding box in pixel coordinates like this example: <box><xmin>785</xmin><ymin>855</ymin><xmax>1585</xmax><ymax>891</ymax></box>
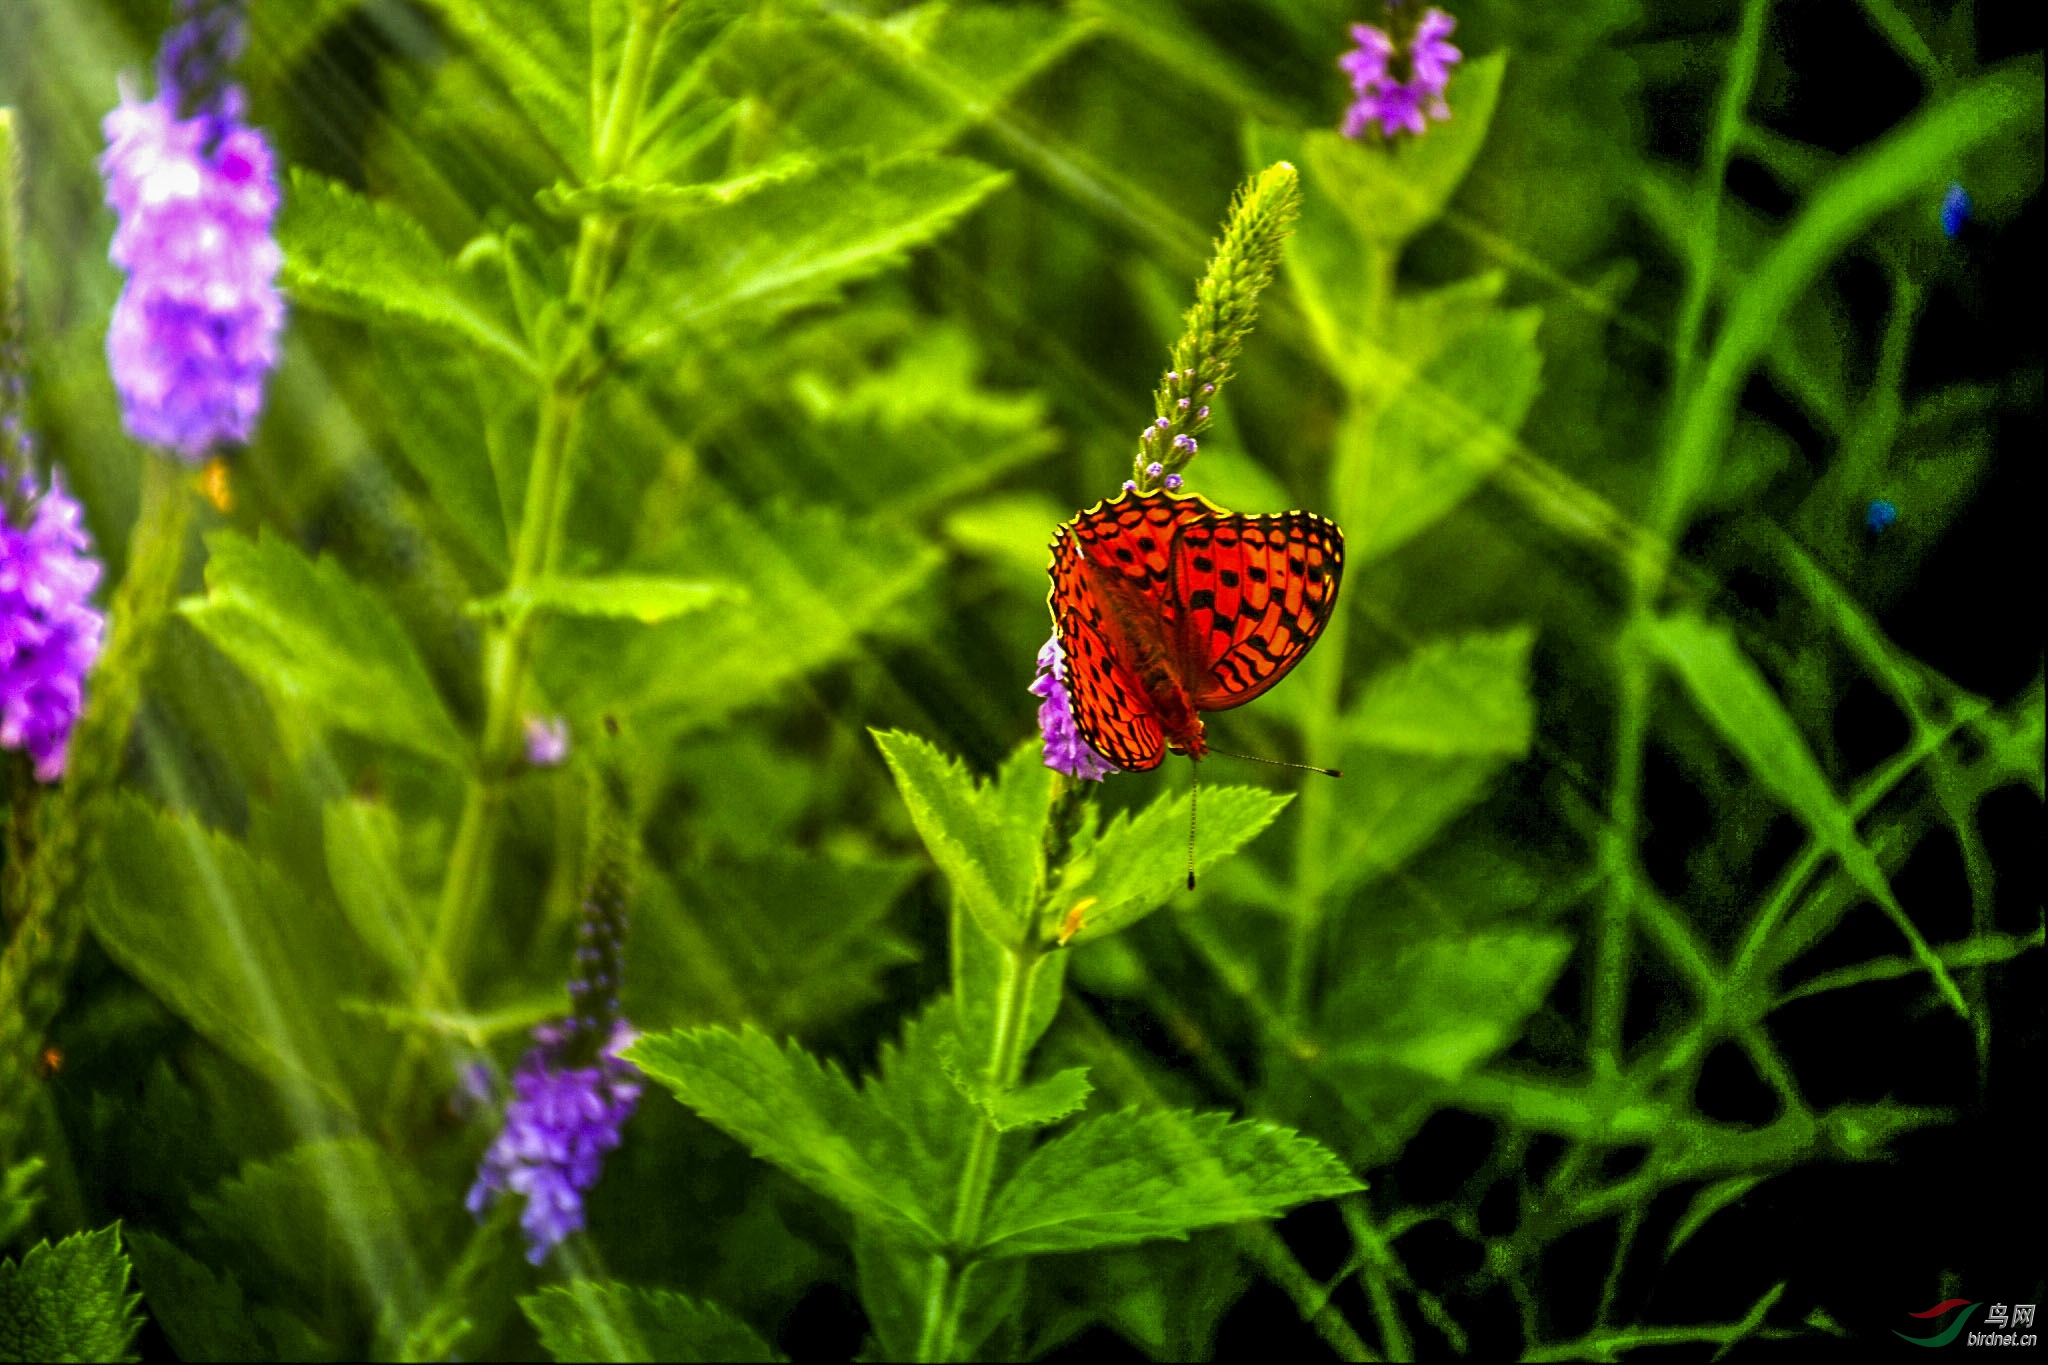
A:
<box><xmin>0</xmin><ymin>475</ymin><xmax>108</xmax><ymax>782</ymax></box>
<box><xmin>1030</xmin><ymin>634</ymin><xmax>1117</xmax><ymax>781</ymax></box>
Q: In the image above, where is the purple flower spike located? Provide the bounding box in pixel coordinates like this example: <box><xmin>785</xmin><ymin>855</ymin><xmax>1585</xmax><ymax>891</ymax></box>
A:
<box><xmin>525</xmin><ymin>714</ymin><xmax>570</xmax><ymax>767</ymax></box>
<box><xmin>1340</xmin><ymin>8</ymin><xmax>1462</xmax><ymax>141</ymax></box>
<box><xmin>0</xmin><ymin>474</ymin><xmax>108</xmax><ymax>782</ymax></box>
<box><xmin>1030</xmin><ymin>635</ymin><xmax>1116</xmax><ymax>782</ymax></box>
<box><xmin>102</xmin><ymin>2</ymin><xmax>284</xmax><ymax>462</ymax></box>
<box><xmin>1164</xmin><ymin>474</ymin><xmax>1184</xmax><ymax>491</ymax></box>
<box><xmin>1146</xmin><ymin>461</ymin><xmax>1164</xmax><ymax>479</ymax></box>
<box><xmin>1172</xmin><ymin>434</ymin><xmax>1196</xmax><ymax>455</ymax></box>
<box><xmin>466</xmin><ymin>1019</ymin><xmax>642</xmax><ymax>1264</ymax></box>
<box><xmin>1122</xmin><ymin>479</ymin><xmax>1138</xmax><ymax>491</ymax></box>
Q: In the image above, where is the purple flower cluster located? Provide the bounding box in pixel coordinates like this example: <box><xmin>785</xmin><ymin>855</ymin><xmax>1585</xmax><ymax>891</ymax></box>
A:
<box><xmin>466</xmin><ymin>1018</ymin><xmax>642</xmax><ymax>1264</ymax></box>
<box><xmin>1030</xmin><ymin>635</ymin><xmax>1116</xmax><ymax>782</ymax></box>
<box><xmin>0</xmin><ymin>474</ymin><xmax>107</xmax><ymax>782</ymax></box>
<box><xmin>101</xmin><ymin>0</ymin><xmax>282</xmax><ymax>462</ymax></box>
<box><xmin>468</xmin><ymin>819</ymin><xmax>639</xmax><ymax>1263</ymax></box>
<box><xmin>1341</xmin><ymin>9</ymin><xmax>1463</xmax><ymax>140</ymax></box>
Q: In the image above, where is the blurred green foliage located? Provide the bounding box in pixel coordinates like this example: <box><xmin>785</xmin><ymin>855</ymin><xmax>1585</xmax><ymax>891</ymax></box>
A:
<box><xmin>0</xmin><ymin>0</ymin><xmax>2041</xmax><ymax>1360</ymax></box>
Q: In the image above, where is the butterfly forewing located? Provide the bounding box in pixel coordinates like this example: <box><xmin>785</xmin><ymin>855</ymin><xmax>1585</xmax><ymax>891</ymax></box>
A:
<box><xmin>1049</xmin><ymin>524</ymin><xmax>1169</xmax><ymax>769</ymax></box>
<box><xmin>1170</xmin><ymin>509</ymin><xmax>1344</xmax><ymax>709</ymax></box>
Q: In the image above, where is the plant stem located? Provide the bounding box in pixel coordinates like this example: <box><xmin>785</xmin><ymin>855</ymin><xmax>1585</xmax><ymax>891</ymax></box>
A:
<box><xmin>915</xmin><ymin>777</ymin><xmax>1081</xmax><ymax>1362</ymax></box>
<box><xmin>407</xmin><ymin>2</ymin><xmax>668</xmax><ymax>1045</ymax></box>
<box><xmin>0</xmin><ymin>455</ymin><xmax>191</xmax><ymax>1158</ymax></box>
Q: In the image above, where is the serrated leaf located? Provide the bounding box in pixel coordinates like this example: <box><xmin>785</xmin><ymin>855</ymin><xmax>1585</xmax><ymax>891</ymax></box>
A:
<box><xmin>123</xmin><ymin>1233</ymin><xmax>267</xmax><ymax>1364</ymax></box>
<box><xmin>624</xmin><ymin>1027</ymin><xmax>944</xmax><ymax>1246</ymax></box>
<box><xmin>873</xmin><ymin>731</ymin><xmax>1046</xmax><ymax>949</ymax></box>
<box><xmin>520</xmin><ymin>1282</ymin><xmax>779</xmax><ymax>1364</ymax></box>
<box><xmin>935</xmin><ymin>1033</ymin><xmax>1091</xmax><ymax>1131</ymax></box>
<box><xmin>0</xmin><ymin>1225</ymin><xmax>142</xmax><ymax>1364</ymax></box>
<box><xmin>278</xmin><ymin>171</ymin><xmax>533</xmax><ymax>371</ymax></box>
<box><xmin>609</xmin><ymin>154</ymin><xmax>1008</xmax><ymax>353</ymax></box>
<box><xmin>1301</xmin><ymin>51</ymin><xmax>1506</xmax><ymax>248</ymax></box>
<box><xmin>1342</xmin><ymin>304</ymin><xmax>1544</xmax><ymax>561</ymax></box>
<box><xmin>1056</xmin><ymin>785</ymin><xmax>1292</xmax><ymax>945</ymax></box>
<box><xmin>468</xmin><ymin>575</ymin><xmax>737</xmax><ymax>624</ymax></box>
<box><xmin>87</xmin><ymin>796</ymin><xmax>391</xmax><ymax>1117</ymax></box>
<box><xmin>978</xmin><ymin>1110</ymin><xmax>1361</xmax><ymax>1257</ymax></box>
<box><xmin>1644</xmin><ymin>612</ymin><xmax>1965</xmax><ymax>1015</ymax></box>
<box><xmin>180</xmin><ymin>530</ymin><xmax>470</xmax><ymax>768</ymax></box>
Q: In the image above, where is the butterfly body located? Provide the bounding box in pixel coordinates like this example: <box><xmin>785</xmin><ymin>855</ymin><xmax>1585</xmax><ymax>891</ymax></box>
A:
<box><xmin>1049</xmin><ymin>489</ymin><xmax>1344</xmax><ymax>771</ymax></box>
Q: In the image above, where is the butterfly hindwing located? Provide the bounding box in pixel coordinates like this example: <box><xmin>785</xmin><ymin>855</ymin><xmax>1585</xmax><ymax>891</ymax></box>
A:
<box><xmin>1049</xmin><ymin>523</ymin><xmax>1167</xmax><ymax>769</ymax></box>
<box><xmin>1170</xmin><ymin>508</ymin><xmax>1344</xmax><ymax>710</ymax></box>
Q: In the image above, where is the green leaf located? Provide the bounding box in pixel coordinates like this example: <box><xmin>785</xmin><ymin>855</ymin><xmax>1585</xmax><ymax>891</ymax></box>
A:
<box><xmin>1348</xmin><ymin>626</ymin><xmax>1537</xmax><ymax>754</ymax></box>
<box><xmin>978</xmin><ymin>1113</ymin><xmax>1359</xmax><ymax>1260</ymax></box>
<box><xmin>1300</xmin><ymin>51</ymin><xmax>1507</xmax><ymax>249</ymax></box>
<box><xmin>978</xmin><ymin>1110</ymin><xmax>1361</xmax><ymax>1257</ymax></box>
<box><xmin>412</xmin><ymin>0</ymin><xmax>588</xmax><ymax>172</ymax></box>
<box><xmin>0</xmin><ymin>1163</ymin><xmax>39</xmax><ymax>1252</ymax></box>
<box><xmin>1644</xmin><ymin>612</ymin><xmax>1966</xmax><ymax>1016</ymax></box>
<box><xmin>608</xmin><ymin>155</ymin><xmax>1009</xmax><ymax>354</ymax></box>
<box><xmin>873</xmin><ymin>731</ymin><xmax>1047</xmax><ymax>950</ymax></box>
<box><xmin>791</xmin><ymin>324</ymin><xmax>1058</xmax><ymax>515</ymax></box>
<box><xmin>1318</xmin><ymin>629</ymin><xmax>1537</xmax><ymax>899</ymax></box>
<box><xmin>372</xmin><ymin>331</ymin><xmax>517</xmax><ymax>573</ymax></box>
<box><xmin>0</xmin><ymin>1226</ymin><xmax>143</xmax><ymax>1364</ymax></box>
<box><xmin>722</xmin><ymin>4</ymin><xmax>1086</xmax><ymax>157</ymax></box>
<box><xmin>935</xmin><ymin>1034</ymin><xmax>1092</xmax><ymax>1132</ymax></box>
<box><xmin>520</xmin><ymin>1282</ymin><xmax>779</xmax><ymax>1364</ymax></box>
<box><xmin>1319</xmin><ymin>926</ymin><xmax>1574</xmax><ymax>1160</ymax></box>
<box><xmin>624</xmin><ymin>1027</ymin><xmax>944</xmax><ymax>1246</ymax></box>
<box><xmin>1055</xmin><ymin>785</ymin><xmax>1293</xmax><ymax>945</ymax></box>
<box><xmin>86</xmin><ymin>796</ymin><xmax>392</xmax><ymax>1118</ymax></box>
<box><xmin>628</xmin><ymin>849</ymin><xmax>921</xmax><ymax>1034</ymax></box>
<box><xmin>321</xmin><ymin>799</ymin><xmax>429</xmax><ymax>983</ymax></box>
<box><xmin>278</xmin><ymin>171</ymin><xmax>532</xmax><ymax>372</ymax></box>
<box><xmin>180</xmin><ymin>531</ymin><xmax>470</xmax><ymax>768</ymax></box>
<box><xmin>543</xmin><ymin>504</ymin><xmax>942</xmax><ymax>739</ymax></box>
<box><xmin>1666</xmin><ymin>1177</ymin><xmax>1764</xmax><ymax>1258</ymax></box>
<box><xmin>468</xmin><ymin>575</ymin><xmax>737</xmax><ymax>624</ymax></box>
<box><xmin>190</xmin><ymin>1139</ymin><xmax>444</xmax><ymax>1338</ymax></box>
<box><xmin>123</xmin><ymin>1233</ymin><xmax>266</xmax><ymax>1364</ymax></box>
<box><xmin>1318</xmin><ymin>929</ymin><xmax>1572</xmax><ymax>1088</ymax></box>
<box><xmin>1341</xmin><ymin>304</ymin><xmax>1545</xmax><ymax>562</ymax></box>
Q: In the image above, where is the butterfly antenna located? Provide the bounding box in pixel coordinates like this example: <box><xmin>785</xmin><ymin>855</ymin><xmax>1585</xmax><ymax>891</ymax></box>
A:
<box><xmin>1187</xmin><ymin>763</ymin><xmax>1200</xmax><ymax>891</ymax></box>
<box><xmin>1208</xmin><ymin>748</ymin><xmax>1343</xmax><ymax>778</ymax></box>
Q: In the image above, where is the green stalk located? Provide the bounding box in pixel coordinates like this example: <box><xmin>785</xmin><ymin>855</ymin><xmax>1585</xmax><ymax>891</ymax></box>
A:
<box><xmin>0</xmin><ymin>456</ymin><xmax>192</xmax><ymax>1157</ymax></box>
<box><xmin>410</xmin><ymin>1</ymin><xmax>668</xmax><ymax>1029</ymax></box>
<box><xmin>914</xmin><ymin>779</ymin><xmax>1080</xmax><ymax>1362</ymax></box>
